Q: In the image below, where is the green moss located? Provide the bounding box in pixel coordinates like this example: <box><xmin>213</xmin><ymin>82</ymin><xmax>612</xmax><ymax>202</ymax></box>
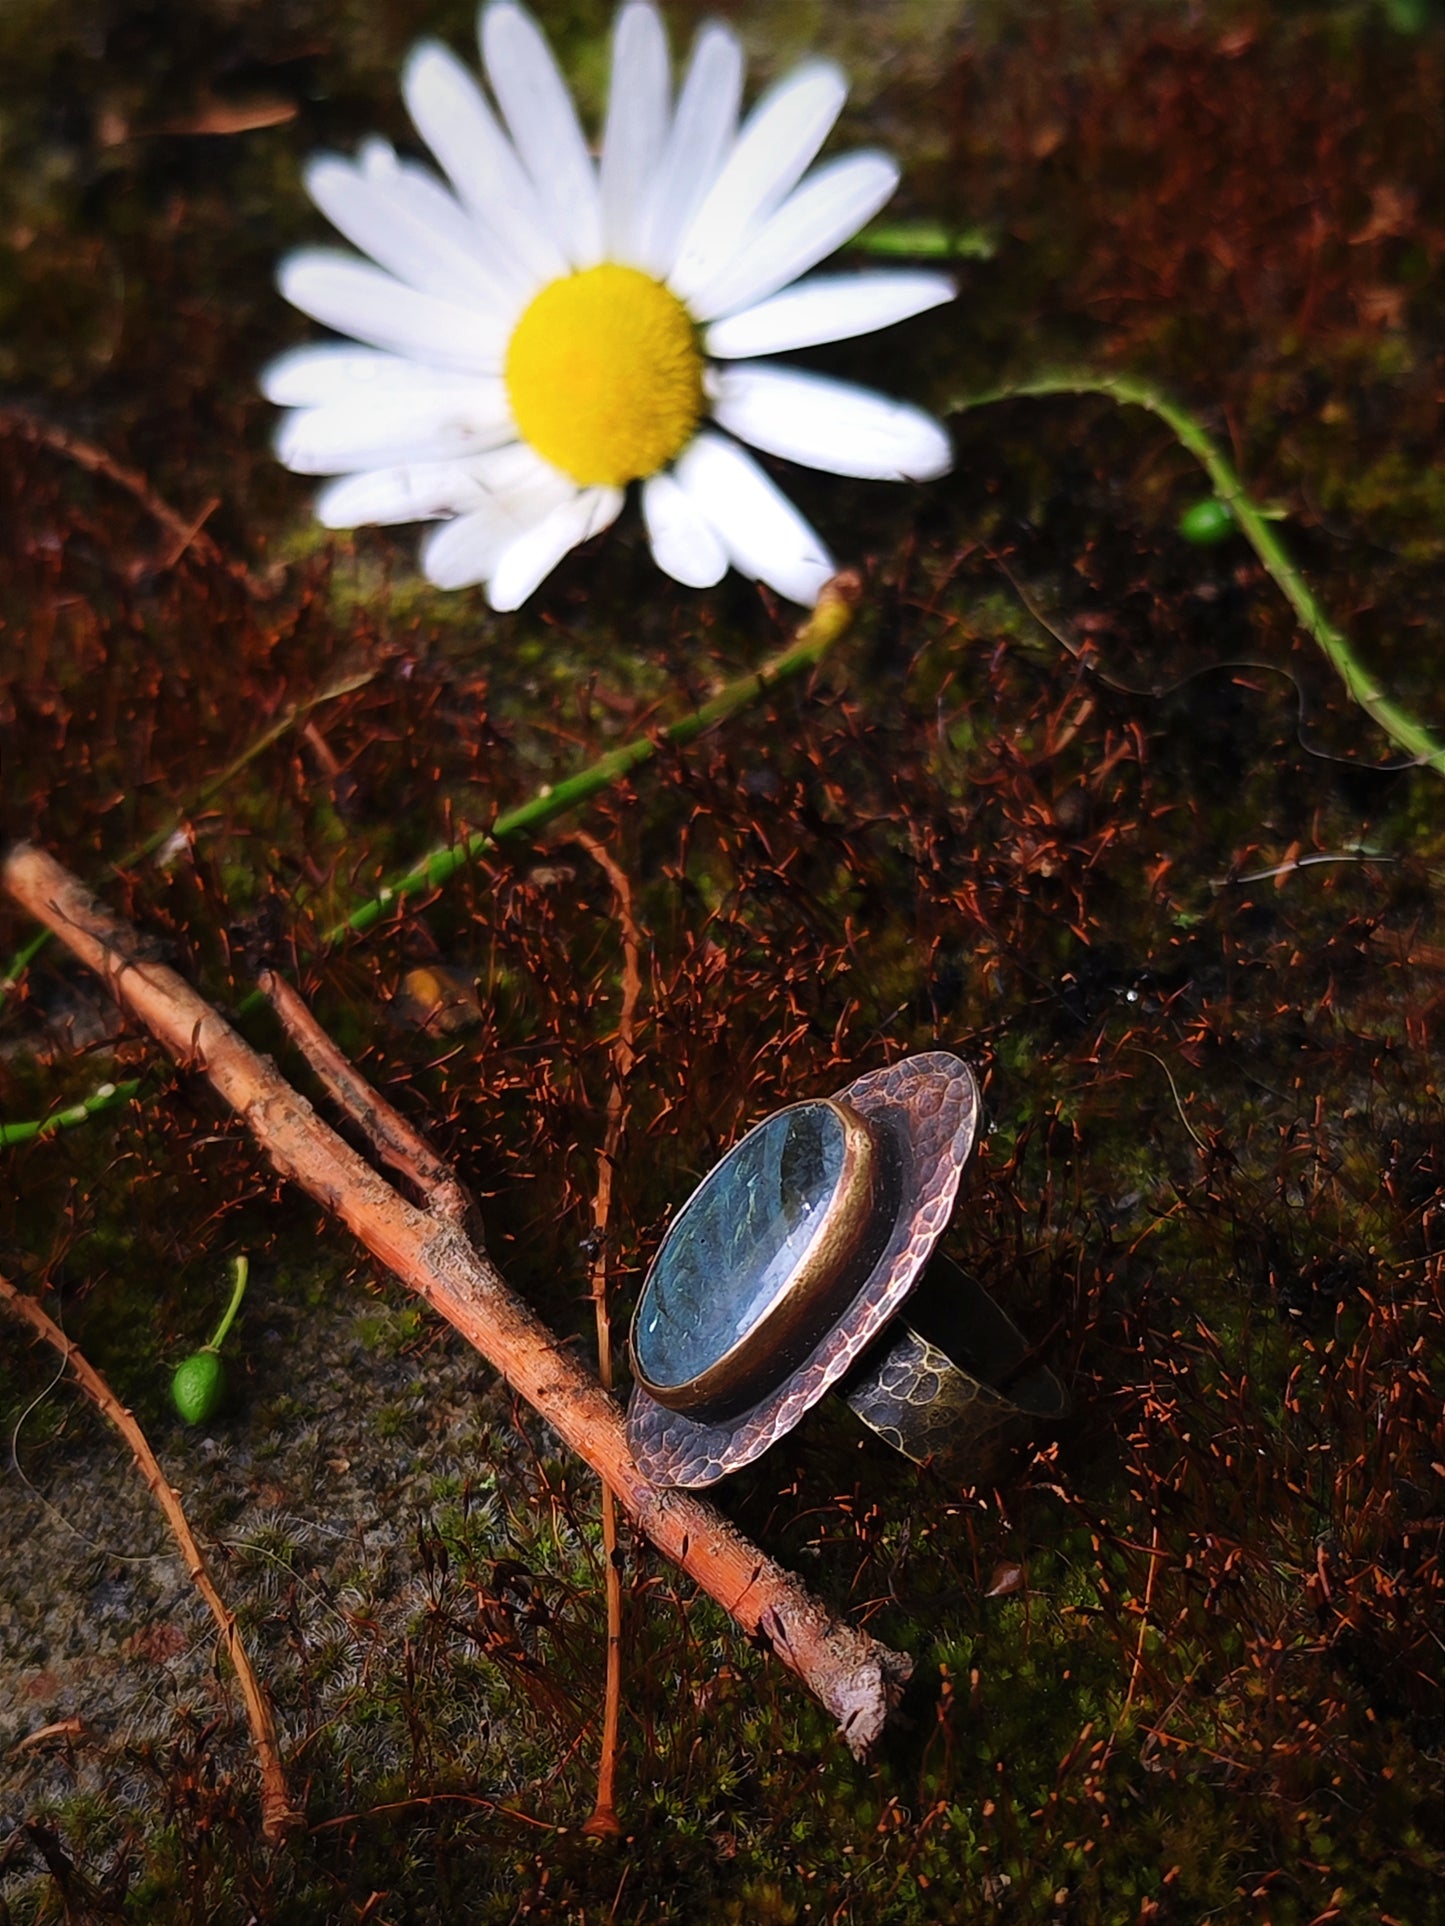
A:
<box><xmin>4</xmin><ymin>0</ymin><xmax>1444</xmax><ymax>1919</ymax></box>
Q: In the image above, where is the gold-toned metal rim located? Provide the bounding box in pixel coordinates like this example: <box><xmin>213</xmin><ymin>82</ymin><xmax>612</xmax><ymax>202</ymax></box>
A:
<box><xmin>629</xmin><ymin>1098</ymin><xmax>879</xmax><ymax>1416</ymax></box>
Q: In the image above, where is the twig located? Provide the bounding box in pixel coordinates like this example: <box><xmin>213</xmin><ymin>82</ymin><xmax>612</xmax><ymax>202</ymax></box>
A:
<box><xmin>950</xmin><ymin>371</ymin><xmax>1445</xmax><ymax>773</ymax></box>
<box><xmin>1096</xmin><ymin>1524</ymin><xmax>1167</xmax><ymax>1783</ymax></box>
<box><xmin>0</xmin><ymin>406</ymin><xmax>272</xmax><ymax>598</ymax></box>
<box><xmin>3</xmin><ymin>842</ymin><xmax>912</xmax><ymax>1757</ymax></box>
<box><xmin>573</xmin><ymin>831</ymin><xmax>644</xmax><ymax>1837</ymax></box>
<box><xmin>0</xmin><ymin>1271</ymin><xmax>301</xmax><ymax>1844</ymax></box>
<box><xmin>1126</xmin><ymin>1047</ymin><xmax>1209</xmax><ymax>1156</ymax></box>
<box><xmin>258</xmin><ymin>969</ymin><xmax>473</xmax><ymax>1230</ymax></box>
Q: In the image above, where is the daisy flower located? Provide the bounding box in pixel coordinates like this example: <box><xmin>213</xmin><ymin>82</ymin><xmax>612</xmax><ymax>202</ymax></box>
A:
<box><xmin>262</xmin><ymin>1</ymin><xmax>955</xmax><ymax>609</ymax></box>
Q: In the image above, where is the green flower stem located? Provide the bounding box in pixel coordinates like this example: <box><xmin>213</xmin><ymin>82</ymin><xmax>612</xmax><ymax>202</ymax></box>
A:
<box><xmin>0</xmin><ymin>667</ymin><xmax>377</xmax><ymax>1016</ymax></box>
<box><xmin>0</xmin><ymin>1077</ymin><xmax>146</xmax><ymax>1147</ymax></box>
<box><xmin>855</xmin><ymin>221</ymin><xmax>996</xmax><ymax>261</ymax></box>
<box><xmin>2</xmin><ymin>929</ymin><xmax>50</xmax><ymax>997</ymax></box>
<box><xmin>952</xmin><ymin>370</ymin><xmax>1445</xmax><ymax>774</ymax></box>
<box><xmin>321</xmin><ymin>583</ymin><xmax>855</xmax><ymax>951</ymax></box>
<box><xmin>207</xmin><ymin>1254</ymin><xmax>249</xmax><ymax>1352</ymax></box>
<box><xmin>1</xmin><ymin>586</ymin><xmax>855</xmax><ymax>1147</ymax></box>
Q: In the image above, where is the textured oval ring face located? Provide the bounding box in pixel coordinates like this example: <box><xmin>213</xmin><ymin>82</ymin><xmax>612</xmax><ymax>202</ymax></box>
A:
<box><xmin>630</xmin><ymin>1097</ymin><xmax>880</xmax><ymax>1415</ymax></box>
<box><xmin>626</xmin><ymin>1052</ymin><xmax>980</xmax><ymax>1488</ymax></box>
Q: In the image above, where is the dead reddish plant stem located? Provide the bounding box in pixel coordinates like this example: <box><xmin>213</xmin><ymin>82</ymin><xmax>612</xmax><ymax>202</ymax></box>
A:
<box><xmin>3</xmin><ymin>842</ymin><xmax>911</xmax><ymax>1757</ymax></box>
<box><xmin>573</xmin><ymin>830</ymin><xmax>644</xmax><ymax>1837</ymax></box>
<box><xmin>0</xmin><ymin>407</ymin><xmax>270</xmax><ymax>597</ymax></box>
<box><xmin>0</xmin><ymin>1271</ymin><xmax>301</xmax><ymax>1845</ymax></box>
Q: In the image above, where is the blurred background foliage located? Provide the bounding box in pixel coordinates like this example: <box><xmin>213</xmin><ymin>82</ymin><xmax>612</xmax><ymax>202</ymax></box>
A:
<box><xmin>0</xmin><ymin>0</ymin><xmax>1442</xmax><ymax>1920</ymax></box>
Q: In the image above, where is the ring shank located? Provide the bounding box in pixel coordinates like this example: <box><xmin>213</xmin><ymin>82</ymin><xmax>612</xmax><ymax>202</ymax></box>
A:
<box><xmin>841</xmin><ymin>1259</ymin><xmax>1068</xmax><ymax>1473</ymax></box>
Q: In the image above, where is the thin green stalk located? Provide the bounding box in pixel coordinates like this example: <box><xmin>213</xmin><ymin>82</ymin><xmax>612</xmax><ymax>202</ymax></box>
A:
<box><xmin>953</xmin><ymin>370</ymin><xmax>1445</xmax><ymax>773</ymax></box>
<box><xmin>2</xmin><ymin>930</ymin><xmax>50</xmax><ymax>996</ymax></box>
<box><xmin>0</xmin><ymin>1077</ymin><xmax>146</xmax><ymax>1148</ymax></box>
<box><xmin>207</xmin><ymin>1255</ymin><xmax>249</xmax><ymax>1352</ymax></box>
<box><xmin>1</xmin><ymin>588</ymin><xmax>855</xmax><ymax>1148</ymax></box>
<box><xmin>323</xmin><ymin>584</ymin><xmax>854</xmax><ymax>948</ymax></box>
<box><xmin>855</xmin><ymin>221</ymin><xmax>996</xmax><ymax>261</ymax></box>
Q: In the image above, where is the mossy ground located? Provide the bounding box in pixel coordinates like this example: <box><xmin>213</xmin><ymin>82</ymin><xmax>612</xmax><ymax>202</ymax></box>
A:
<box><xmin>1</xmin><ymin>0</ymin><xmax>1442</xmax><ymax>1921</ymax></box>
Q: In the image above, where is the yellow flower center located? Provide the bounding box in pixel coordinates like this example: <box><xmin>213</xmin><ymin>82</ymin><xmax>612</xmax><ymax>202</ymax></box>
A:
<box><xmin>504</xmin><ymin>264</ymin><xmax>704</xmax><ymax>488</ymax></box>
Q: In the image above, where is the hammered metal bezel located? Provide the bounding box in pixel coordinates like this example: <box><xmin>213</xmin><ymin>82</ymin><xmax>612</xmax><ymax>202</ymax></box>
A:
<box><xmin>625</xmin><ymin>1052</ymin><xmax>980</xmax><ymax>1488</ymax></box>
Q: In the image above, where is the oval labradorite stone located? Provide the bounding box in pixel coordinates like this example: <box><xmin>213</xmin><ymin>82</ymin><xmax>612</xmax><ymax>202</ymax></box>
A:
<box><xmin>633</xmin><ymin>1101</ymin><xmax>849</xmax><ymax>1394</ymax></box>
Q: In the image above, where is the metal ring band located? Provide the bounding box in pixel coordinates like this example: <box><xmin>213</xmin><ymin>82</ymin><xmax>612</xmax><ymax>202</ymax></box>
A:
<box><xmin>841</xmin><ymin>1259</ymin><xmax>1067</xmax><ymax>1473</ymax></box>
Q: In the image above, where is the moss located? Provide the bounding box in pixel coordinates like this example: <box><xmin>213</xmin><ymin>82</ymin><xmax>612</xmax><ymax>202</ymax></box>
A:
<box><xmin>3</xmin><ymin>0</ymin><xmax>1444</xmax><ymax>1919</ymax></box>
<box><xmin>354</xmin><ymin>1303</ymin><xmax>426</xmax><ymax>1358</ymax></box>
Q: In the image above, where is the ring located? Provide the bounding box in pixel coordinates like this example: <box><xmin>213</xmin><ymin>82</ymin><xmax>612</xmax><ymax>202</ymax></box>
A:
<box><xmin>626</xmin><ymin>1052</ymin><xmax>1065</xmax><ymax>1488</ymax></box>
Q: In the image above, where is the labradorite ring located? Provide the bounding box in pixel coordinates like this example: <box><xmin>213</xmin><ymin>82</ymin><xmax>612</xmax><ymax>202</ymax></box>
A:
<box><xmin>626</xmin><ymin>1052</ymin><xmax>1065</xmax><ymax>1488</ymax></box>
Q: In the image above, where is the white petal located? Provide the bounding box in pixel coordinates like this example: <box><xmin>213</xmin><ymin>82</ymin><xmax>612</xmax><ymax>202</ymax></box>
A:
<box><xmin>599</xmin><ymin>2</ymin><xmax>672</xmax><ymax>266</ymax></box>
<box><xmin>358</xmin><ymin>138</ymin><xmax>535</xmax><ymax>303</ymax></box>
<box><xmin>674</xmin><ymin>431</ymin><xmax>832</xmax><ymax>606</ymax></box>
<box><xmin>710</xmin><ymin>364</ymin><xmax>952</xmax><ymax>481</ymax></box>
<box><xmin>704</xmin><ymin>271</ymin><xmax>954</xmax><ymax>358</ymax></box>
<box><xmin>641</xmin><ymin>470</ymin><xmax>727</xmax><ymax>587</ymax></box>
<box><xmin>487</xmin><ymin>486</ymin><xmax>624</xmax><ymax>609</ymax></box>
<box><xmin>668</xmin><ymin>60</ymin><xmax>847</xmax><ymax>305</ymax></box>
<box><xmin>261</xmin><ymin>345</ymin><xmax>481</xmax><ymax>406</ymax></box>
<box><xmin>422</xmin><ymin>506</ymin><xmax>535</xmax><ymax>587</ymax></box>
<box><xmin>279</xmin><ymin>250</ymin><xmax>508</xmax><ymax>373</ymax></box>
<box><xmin>275</xmin><ymin>383</ymin><xmax>514</xmax><ymax>474</ymax></box>
<box><xmin>638</xmin><ymin>22</ymin><xmax>742</xmax><ymax>277</ymax></box>
<box><xmin>316</xmin><ymin>461</ymin><xmax>496</xmax><ymax>526</ymax></box>
<box><xmin>320</xmin><ymin>441</ymin><xmax>571</xmax><ymax>530</ymax></box>
<box><xmin>419</xmin><ymin>447</ymin><xmax>579</xmax><ymax>584</ymax></box>
<box><xmin>689</xmin><ymin>152</ymin><xmax>899</xmax><ymax>322</ymax></box>
<box><xmin>304</xmin><ymin>153</ymin><xmax>516</xmax><ymax>310</ymax></box>
<box><xmin>480</xmin><ymin>2</ymin><xmax>603</xmax><ymax>269</ymax></box>
<box><xmin>402</xmin><ymin>39</ymin><xmax>567</xmax><ymax>286</ymax></box>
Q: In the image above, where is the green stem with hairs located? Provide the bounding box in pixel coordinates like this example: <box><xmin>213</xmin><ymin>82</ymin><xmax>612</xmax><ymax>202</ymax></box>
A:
<box><xmin>855</xmin><ymin>221</ymin><xmax>996</xmax><ymax>261</ymax></box>
<box><xmin>953</xmin><ymin>369</ymin><xmax>1445</xmax><ymax>773</ymax></box>
<box><xmin>0</xmin><ymin>1077</ymin><xmax>147</xmax><ymax>1148</ymax></box>
<box><xmin>321</xmin><ymin>584</ymin><xmax>854</xmax><ymax>949</ymax></box>
<box><xmin>1</xmin><ymin>588</ymin><xmax>855</xmax><ymax>1148</ymax></box>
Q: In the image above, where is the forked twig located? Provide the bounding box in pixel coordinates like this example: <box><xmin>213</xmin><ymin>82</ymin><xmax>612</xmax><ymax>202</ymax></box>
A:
<box><xmin>258</xmin><ymin>968</ymin><xmax>473</xmax><ymax>1229</ymax></box>
<box><xmin>0</xmin><ymin>1272</ymin><xmax>301</xmax><ymax>1844</ymax></box>
<box><xmin>4</xmin><ymin>842</ymin><xmax>912</xmax><ymax>1757</ymax></box>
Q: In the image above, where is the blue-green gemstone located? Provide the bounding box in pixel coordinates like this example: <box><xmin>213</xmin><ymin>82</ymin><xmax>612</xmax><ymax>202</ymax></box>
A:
<box><xmin>634</xmin><ymin>1102</ymin><xmax>846</xmax><ymax>1392</ymax></box>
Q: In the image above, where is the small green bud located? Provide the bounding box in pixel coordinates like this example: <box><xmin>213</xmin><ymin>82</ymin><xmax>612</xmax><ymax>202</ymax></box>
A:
<box><xmin>171</xmin><ymin>1255</ymin><xmax>247</xmax><ymax>1423</ymax></box>
<box><xmin>172</xmin><ymin>1349</ymin><xmax>227</xmax><ymax>1424</ymax></box>
<box><xmin>1178</xmin><ymin>497</ymin><xmax>1237</xmax><ymax>545</ymax></box>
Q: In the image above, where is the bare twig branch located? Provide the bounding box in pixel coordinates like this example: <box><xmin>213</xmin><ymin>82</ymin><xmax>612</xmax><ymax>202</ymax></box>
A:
<box><xmin>258</xmin><ymin>968</ymin><xmax>473</xmax><ymax>1229</ymax></box>
<box><xmin>4</xmin><ymin>843</ymin><xmax>912</xmax><ymax>1756</ymax></box>
<box><xmin>0</xmin><ymin>1272</ymin><xmax>301</xmax><ymax>1844</ymax></box>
